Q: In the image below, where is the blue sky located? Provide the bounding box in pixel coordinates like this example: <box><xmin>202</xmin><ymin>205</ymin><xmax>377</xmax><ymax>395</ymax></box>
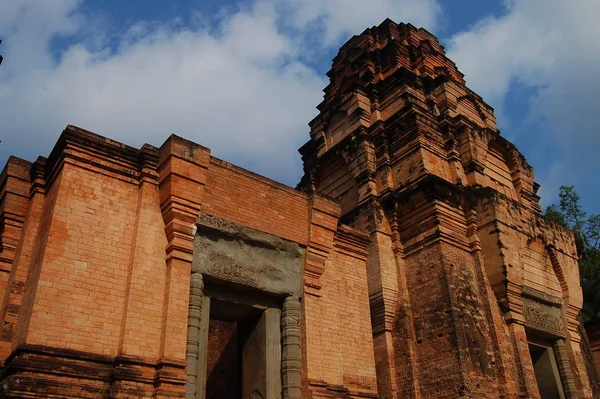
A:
<box><xmin>1</xmin><ymin>0</ymin><xmax>599</xmax><ymax>215</ymax></box>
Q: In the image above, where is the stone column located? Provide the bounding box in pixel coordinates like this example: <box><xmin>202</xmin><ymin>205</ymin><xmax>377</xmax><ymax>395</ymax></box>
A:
<box><xmin>282</xmin><ymin>296</ymin><xmax>302</xmax><ymax>399</ymax></box>
<box><xmin>186</xmin><ymin>272</ymin><xmax>210</xmax><ymax>399</ymax></box>
<box><xmin>553</xmin><ymin>339</ymin><xmax>579</xmax><ymax>399</ymax></box>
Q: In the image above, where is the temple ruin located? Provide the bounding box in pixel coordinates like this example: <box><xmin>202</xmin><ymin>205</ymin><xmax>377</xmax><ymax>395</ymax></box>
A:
<box><xmin>0</xmin><ymin>19</ymin><xmax>597</xmax><ymax>398</ymax></box>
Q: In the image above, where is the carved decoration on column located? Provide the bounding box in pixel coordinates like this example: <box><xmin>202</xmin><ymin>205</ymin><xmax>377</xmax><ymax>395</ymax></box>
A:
<box><xmin>553</xmin><ymin>339</ymin><xmax>579</xmax><ymax>399</ymax></box>
<box><xmin>186</xmin><ymin>272</ymin><xmax>204</xmax><ymax>398</ymax></box>
<box><xmin>282</xmin><ymin>296</ymin><xmax>302</xmax><ymax>399</ymax></box>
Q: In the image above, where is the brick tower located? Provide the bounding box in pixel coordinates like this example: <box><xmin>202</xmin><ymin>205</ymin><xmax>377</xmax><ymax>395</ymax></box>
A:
<box><xmin>299</xmin><ymin>19</ymin><xmax>593</xmax><ymax>398</ymax></box>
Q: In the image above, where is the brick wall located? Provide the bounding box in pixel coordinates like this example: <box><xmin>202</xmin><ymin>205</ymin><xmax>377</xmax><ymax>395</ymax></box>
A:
<box><xmin>203</xmin><ymin>157</ymin><xmax>310</xmax><ymax>244</ymax></box>
<box><xmin>303</xmin><ymin>226</ymin><xmax>378</xmax><ymax>397</ymax></box>
<box><xmin>0</xmin><ymin>125</ymin><xmax>383</xmax><ymax>398</ymax></box>
<box><xmin>23</xmin><ymin>162</ymin><xmax>137</xmax><ymax>354</ymax></box>
<box><xmin>119</xmin><ymin>168</ymin><xmax>167</xmax><ymax>360</ymax></box>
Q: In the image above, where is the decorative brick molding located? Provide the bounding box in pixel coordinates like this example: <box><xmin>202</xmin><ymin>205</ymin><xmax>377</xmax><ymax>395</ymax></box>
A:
<box><xmin>304</xmin><ymin>194</ymin><xmax>340</xmax><ymax>295</ymax></box>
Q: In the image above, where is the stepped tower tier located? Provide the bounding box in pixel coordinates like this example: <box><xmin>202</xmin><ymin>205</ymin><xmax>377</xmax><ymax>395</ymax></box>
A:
<box><xmin>299</xmin><ymin>18</ymin><xmax>540</xmax><ymax>215</ymax></box>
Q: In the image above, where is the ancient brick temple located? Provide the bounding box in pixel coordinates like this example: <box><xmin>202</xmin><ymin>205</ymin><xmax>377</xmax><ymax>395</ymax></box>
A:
<box><xmin>0</xmin><ymin>19</ymin><xmax>596</xmax><ymax>399</ymax></box>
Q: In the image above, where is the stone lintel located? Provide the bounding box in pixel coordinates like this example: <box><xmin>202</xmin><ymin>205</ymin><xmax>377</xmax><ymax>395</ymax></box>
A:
<box><xmin>196</xmin><ymin>213</ymin><xmax>302</xmax><ymax>254</ymax></box>
<box><xmin>522</xmin><ymin>296</ymin><xmax>566</xmax><ymax>339</ymax></box>
<box><xmin>194</xmin><ymin>213</ymin><xmax>304</xmax><ymax>297</ymax></box>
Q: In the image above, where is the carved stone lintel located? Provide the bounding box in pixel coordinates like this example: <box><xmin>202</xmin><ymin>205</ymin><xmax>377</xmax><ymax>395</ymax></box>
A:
<box><xmin>282</xmin><ymin>296</ymin><xmax>302</xmax><ymax>399</ymax></box>
<box><xmin>196</xmin><ymin>213</ymin><xmax>302</xmax><ymax>255</ymax></box>
<box><xmin>522</xmin><ymin>297</ymin><xmax>564</xmax><ymax>337</ymax></box>
<box><xmin>193</xmin><ymin>214</ymin><xmax>304</xmax><ymax>297</ymax></box>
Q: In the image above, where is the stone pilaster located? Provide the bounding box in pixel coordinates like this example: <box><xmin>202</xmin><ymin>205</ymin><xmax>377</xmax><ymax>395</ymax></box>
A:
<box><xmin>554</xmin><ymin>339</ymin><xmax>579</xmax><ymax>399</ymax></box>
<box><xmin>509</xmin><ymin>319</ymin><xmax>542</xmax><ymax>398</ymax></box>
<box><xmin>186</xmin><ymin>272</ymin><xmax>210</xmax><ymax>399</ymax></box>
<box><xmin>265</xmin><ymin>308</ymin><xmax>283</xmax><ymax>399</ymax></box>
<box><xmin>282</xmin><ymin>296</ymin><xmax>302</xmax><ymax>399</ymax></box>
<box><xmin>185</xmin><ymin>272</ymin><xmax>202</xmax><ymax>397</ymax></box>
<box><xmin>185</xmin><ymin>273</ymin><xmax>210</xmax><ymax>399</ymax></box>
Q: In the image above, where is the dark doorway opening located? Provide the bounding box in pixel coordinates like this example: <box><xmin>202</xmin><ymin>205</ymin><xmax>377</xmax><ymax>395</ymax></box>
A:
<box><xmin>205</xmin><ymin>297</ymin><xmax>277</xmax><ymax>399</ymax></box>
<box><xmin>206</xmin><ymin>319</ymin><xmax>240</xmax><ymax>399</ymax></box>
<box><xmin>528</xmin><ymin>342</ymin><xmax>565</xmax><ymax>399</ymax></box>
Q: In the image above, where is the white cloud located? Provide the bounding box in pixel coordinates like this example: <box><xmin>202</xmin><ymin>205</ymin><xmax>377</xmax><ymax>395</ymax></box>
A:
<box><xmin>279</xmin><ymin>0</ymin><xmax>440</xmax><ymax>45</ymax></box>
<box><xmin>0</xmin><ymin>0</ymin><xmax>440</xmax><ymax>185</ymax></box>
<box><xmin>446</xmin><ymin>0</ymin><xmax>600</xmax><ymax>209</ymax></box>
<box><xmin>0</xmin><ymin>0</ymin><xmax>322</xmax><ymax>183</ymax></box>
<box><xmin>536</xmin><ymin>161</ymin><xmax>565</xmax><ymax>209</ymax></box>
<box><xmin>0</xmin><ymin>0</ymin><xmax>82</xmax><ymax>71</ymax></box>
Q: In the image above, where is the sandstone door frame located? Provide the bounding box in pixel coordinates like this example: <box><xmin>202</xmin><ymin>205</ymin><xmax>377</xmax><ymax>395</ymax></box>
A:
<box><xmin>186</xmin><ymin>214</ymin><xmax>304</xmax><ymax>399</ymax></box>
<box><xmin>186</xmin><ymin>274</ymin><xmax>301</xmax><ymax>399</ymax></box>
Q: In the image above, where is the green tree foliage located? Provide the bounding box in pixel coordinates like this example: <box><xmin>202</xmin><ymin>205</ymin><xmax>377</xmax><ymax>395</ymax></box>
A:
<box><xmin>544</xmin><ymin>185</ymin><xmax>600</xmax><ymax>325</ymax></box>
<box><xmin>587</xmin><ymin>214</ymin><xmax>600</xmax><ymax>250</ymax></box>
<box><xmin>543</xmin><ymin>204</ymin><xmax>568</xmax><ymax>228</ymax></box>
<box><xmin>559</xmin><ymin>185</ymin><xmax>587</xmax><ymax>231</ymax></box>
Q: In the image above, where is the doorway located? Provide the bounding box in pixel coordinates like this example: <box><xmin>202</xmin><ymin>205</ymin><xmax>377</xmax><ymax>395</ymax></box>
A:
<box><xmin>528</xmin><ymin>341</ymin><xmax>566</xmax><ymax>399</ymax></box>
<box><xmin>204</xmin><ymin>297</ymin><xmax>282</xmax><ymax>399</ymax></box>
